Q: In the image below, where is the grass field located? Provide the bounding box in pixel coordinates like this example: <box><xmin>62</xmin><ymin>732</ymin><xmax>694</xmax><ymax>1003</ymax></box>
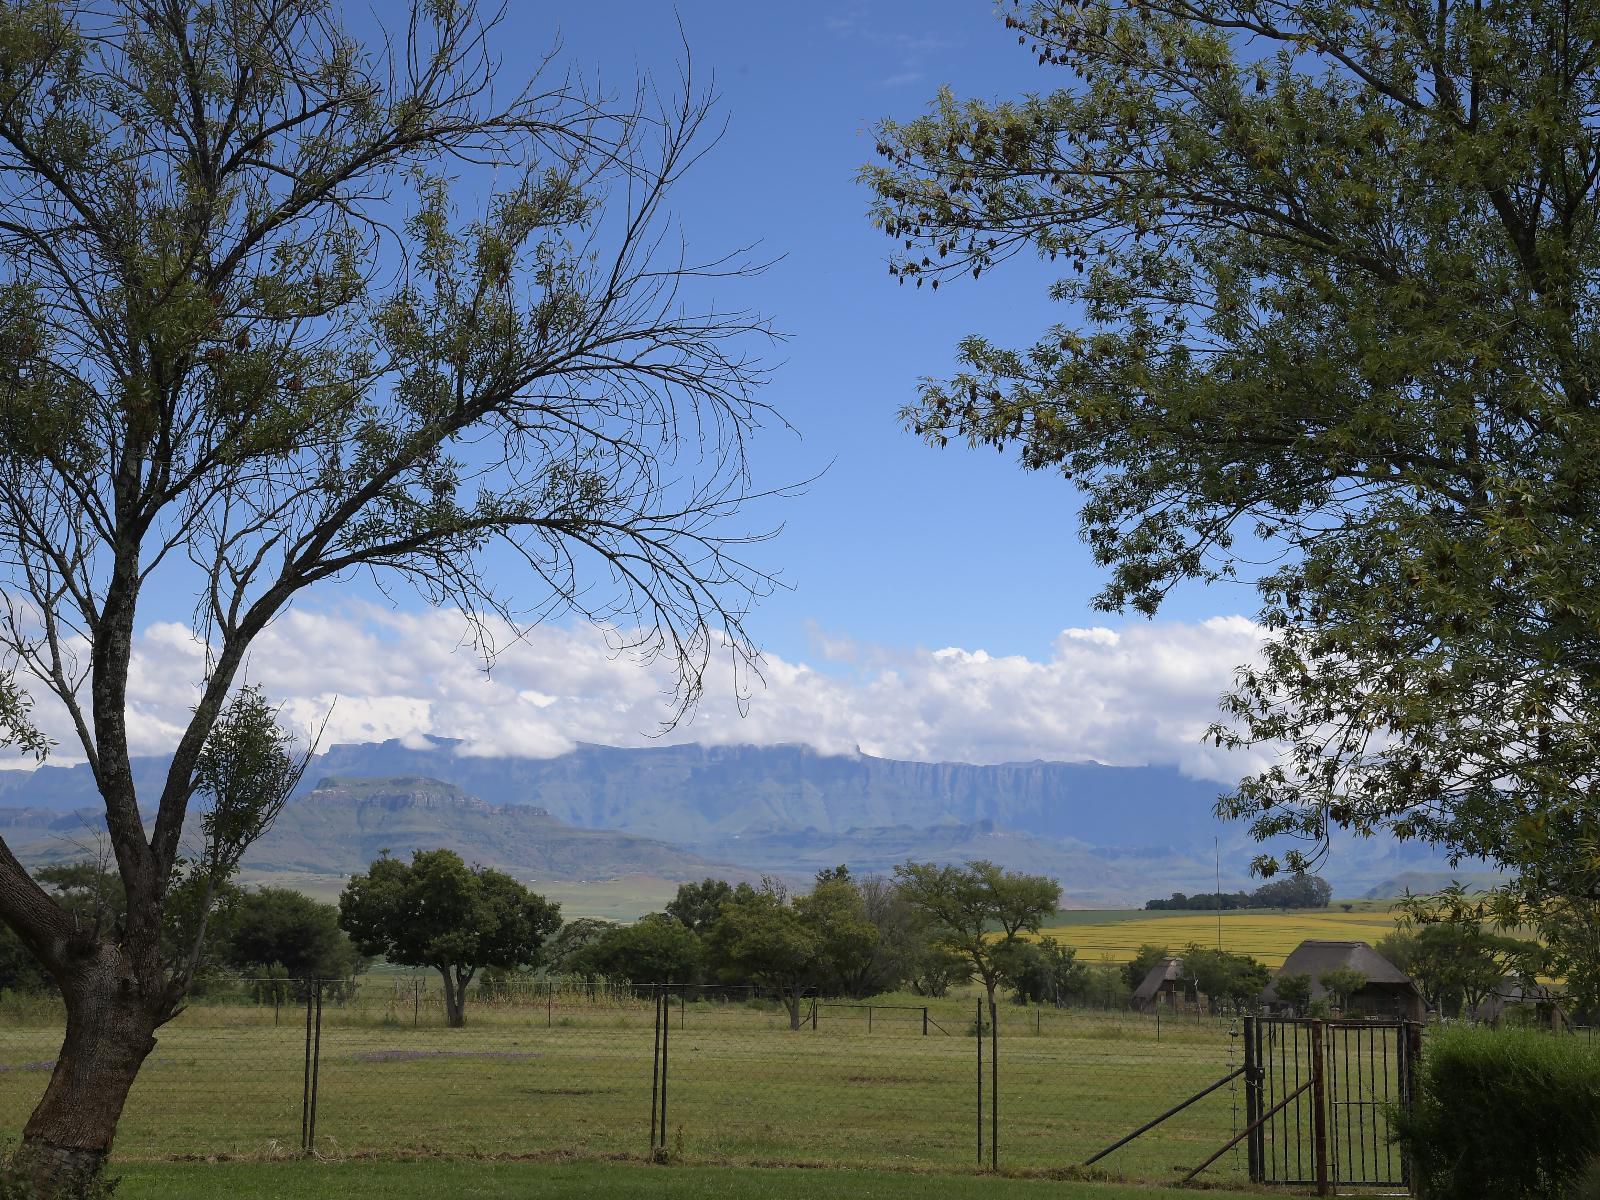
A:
<box><xmin>0</xmin><ymin>989</ymin><xmax>1271</xmax><ymax>1190</ymax></box>
<box><xmin>1035</xmin><ymin>908</ymin><xmax>1402</xmax><ymax>967</ymax></box>
<box><xmin>109</xmin><ymin>1160</ymin><xmax>1273</xmax><ymax>1199</ymax></box>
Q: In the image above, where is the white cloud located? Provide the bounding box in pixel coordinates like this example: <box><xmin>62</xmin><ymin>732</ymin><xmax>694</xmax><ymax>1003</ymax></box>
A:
<box><xmin>15</xmin><ymin>604</ymin><xmax>1270</xmax><ymax>784</ymax></box>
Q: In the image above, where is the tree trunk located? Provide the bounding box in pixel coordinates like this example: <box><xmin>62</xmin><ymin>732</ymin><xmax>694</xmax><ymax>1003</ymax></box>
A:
<box><xmin>440</xmin><ymin>968</ymin><xmax>466</xmax><ymax>1027</ymax></box>
<box><xmin>784</xmin><ymin>989</ymin><xmax>801</xmax><ymax>1031</ymax></box>
<box><xmin>20</xmin><ymin>948</ymin><xmax>160</xmax><ymax>1197</ymax></box>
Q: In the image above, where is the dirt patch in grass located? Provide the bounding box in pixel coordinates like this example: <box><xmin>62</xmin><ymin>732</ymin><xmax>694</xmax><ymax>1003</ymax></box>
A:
<box><xmin>517</xmin><ymin>1086</ymin><xmax>622</xmax><ymax>1097</ymax></box>
<box><xmin>353</xmin><ymin>1049</ymin><xmax>541</xmax><ymax>1064</ymax></box>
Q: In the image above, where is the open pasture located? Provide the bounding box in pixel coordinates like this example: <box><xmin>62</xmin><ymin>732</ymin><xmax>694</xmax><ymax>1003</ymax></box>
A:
<box><xmin>0</xmin><ymin>989</ymin><xmax>1258</xmax><ymax>1188</ymax></box>
<box><xmin>1036</xmin><ymin>908</ymin><xmax>1401</xmax><ymax>966</ymax></box>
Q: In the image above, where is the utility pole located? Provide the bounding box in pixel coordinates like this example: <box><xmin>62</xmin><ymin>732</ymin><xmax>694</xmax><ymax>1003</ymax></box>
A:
<box><xmin>1216</xmin><ymin>837</ymin><xmax>1223</xmax><ymax>950</ymax></box>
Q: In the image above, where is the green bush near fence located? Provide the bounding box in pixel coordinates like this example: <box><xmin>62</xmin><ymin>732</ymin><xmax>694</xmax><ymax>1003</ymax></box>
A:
<box><xmin>1394</xmin><ymin>1026</ymin><xmax>1600</xmax><ymax>1200</ymax></box>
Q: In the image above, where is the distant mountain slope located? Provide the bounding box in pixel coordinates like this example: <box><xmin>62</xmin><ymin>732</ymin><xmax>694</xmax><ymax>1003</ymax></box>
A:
<box><xmin>0</xmin><ymin>739</ymin><xmax>1469</xmax><ymax>901</ymax></box>
<box><xmin>0</xmin><ymin>738</ymin><xmax>1232</xmax><ymax>845</ymax></box>
<box><xmin>0</xmin><ymin>776</ymin><xmax>739</xmax><ymax>884</ymax></box>
<box><xmin>306</xmin><ymin>738</ymin><xmax>1238</xmax><ymax>849</ymax></box>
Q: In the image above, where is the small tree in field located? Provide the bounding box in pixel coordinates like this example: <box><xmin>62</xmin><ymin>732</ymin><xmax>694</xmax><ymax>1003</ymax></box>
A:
<box><xmin>665</xmin><ymin>879</ymin><xmax>737</xmax><ymax>936</ymax></box>
<box><xmin>338</xmin><ymin>850</ymin><xmax>560</xmax><ymax>1027</ymax></box>
<box><xmin>580</xmin><ymin>914</ymin><xmax>703</xmax><ymax>990</ymax></box>
<box><xmin>1273</xmin><ymin>972</ymin><xmax>1314</xmax><ymax>1016</ymax></box>
<box><xmin>707</xmin><ymin>882</ymin><xmax>819</xmax><ymax>1030</ymax></box>
<box><xmin>217</xmin><ymin>887</ymin><xmax>367</xmax><ymax>984</ymax></box>
<box><xmin>1319</xmin><ymin>967</ymin><xmax>1368</xmax><ymax>1013</ymax></box>
<box><xmin>1181</xmin><ymin>946</ymin><xmax>1271</xmax><ymax>1014</ymax></box>
<box><xmin>893</xmin><ymin>860</ymin><xmax>1061</xmax><ymax>1030</ymax></box>
<box><xmin>0</xmin><ymin>1</ymin><xmax>776</xmax><ymax>1190</ymax></box>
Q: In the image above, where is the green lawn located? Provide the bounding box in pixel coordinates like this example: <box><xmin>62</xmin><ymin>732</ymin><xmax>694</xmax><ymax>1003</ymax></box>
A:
<box><xmin>111</xmin><ymin>1160</ymin><xmax>1276</xmax><ymax>1199</ymax></box>
<box><xmin>0</xmin><ymin>990</ymin><xmax>1384</xmax><ymax>1192</ymax></box>
<box><xmin>0</xmin><ymin>995</ymin><xmax>1263</xmax><ymax>1187</ymax></box>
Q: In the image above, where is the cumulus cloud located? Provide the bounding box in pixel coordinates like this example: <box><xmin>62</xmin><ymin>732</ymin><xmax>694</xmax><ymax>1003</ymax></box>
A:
<box><xmin>15</xmin><ymin>605</ymin><xmax>1270</xmax><ymax>783</ymax></box>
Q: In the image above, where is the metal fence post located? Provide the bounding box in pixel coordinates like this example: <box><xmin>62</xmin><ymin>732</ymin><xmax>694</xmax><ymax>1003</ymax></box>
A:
<box><xmin>976</xmin><ymin>998</ymin><xmax>983</xmax><ymax>1166</ymax></box>
<box><xmin>922</xmin><ymin>1006</ymin><xmax>928</xmax><ymax>1037</ymax></box>
<box><xmin>990</xmin><ymin>997</ymin><xmax>998</xmax><ymax>1172</ymax></box>
<box><xmin>659</xmin><ymin>984</ymin><xmax>669</xmax><ymax>1150</ymax></box>
<box><xmin>650</xmin><ymin>989</ymin><xmax>662</xmax><ymax>1154</ymax></box>
<box><xmin>1243</xmin><ymin>1015</ymin><xmax>1262</xmax><ymax>1183</ymax></box>
<box><xmin>300</xmin><ymin>981</ymin><xmax>314</xmax><ymax>1154</ymax></box>
<box><xmin>1310</xmin><ymin>1019</ymin><xmax>1330</xmax><ymax>1196</ymax></box>
<box><xmin>1401</xmin><ymin>1021</ymin><xmax>1423</xmax><ymax>1192</ymax></box>
<box><xmin>309</xmin><ymin>980</ymin><xmax>323</xmax><ymax>1152</ymax></box>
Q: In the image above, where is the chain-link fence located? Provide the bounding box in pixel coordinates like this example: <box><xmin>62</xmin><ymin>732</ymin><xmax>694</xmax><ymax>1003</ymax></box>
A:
<box><xmin>0</xmin><ymin>982</ymin><xmax>1402</xmax><ymax>1189</ymax></box>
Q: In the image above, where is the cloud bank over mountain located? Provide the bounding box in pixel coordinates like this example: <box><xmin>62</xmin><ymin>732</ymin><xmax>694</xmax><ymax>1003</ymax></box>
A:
<box><xmin>32</xmin><ymin>605</ymin><xmax>1269</xmax><ymax>783</ymax></box>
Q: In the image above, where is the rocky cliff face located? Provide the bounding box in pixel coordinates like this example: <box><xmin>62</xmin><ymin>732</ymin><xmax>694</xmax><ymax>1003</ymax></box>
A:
<box><xmin>0</xmin><ymin>740</ymin><xmax>1463</xmax><ymax>899</ymax></box>
<box><xmin>304</xmin><ymin>739</ymin><xmax>1227</xmax><ymax>848</ymax></box>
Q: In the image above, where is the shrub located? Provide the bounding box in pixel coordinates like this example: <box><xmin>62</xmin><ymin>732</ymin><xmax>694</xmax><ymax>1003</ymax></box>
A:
<box><xmin>1395</xmin><ymin>1027</ymin><xmax>1600</xmax><ymax>1199</ymax></box>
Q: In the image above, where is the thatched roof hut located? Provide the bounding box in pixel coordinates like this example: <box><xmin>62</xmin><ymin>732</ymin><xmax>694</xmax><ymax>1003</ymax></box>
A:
<box><xmin>1261</xmin><ymin>940</ymin><xmax>1424</xmax><ymax>1020</ymax></box>
<box><xmin>1478</xmin><ymin>977</ymin><xmax>1567</xmax><ymax>1029</ymax></box>
<box><xmin>1130</xmin><ymin>956</ymin><xmax>1192</xmax><ymax>1012</ymax></box>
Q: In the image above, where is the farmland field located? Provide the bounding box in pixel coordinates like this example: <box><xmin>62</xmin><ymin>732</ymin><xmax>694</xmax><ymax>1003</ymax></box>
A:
<box><xmin>1035</xmin><ymin>907</ymin><xmax>1403</xmax><ymax>966</ymax></box>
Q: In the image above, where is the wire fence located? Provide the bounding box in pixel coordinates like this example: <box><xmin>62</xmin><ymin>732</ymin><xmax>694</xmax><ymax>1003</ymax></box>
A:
<box><xmin>0</xmin><ymin>980</ymin><xmax>1410</xmax><ymax>1188</ymax></box>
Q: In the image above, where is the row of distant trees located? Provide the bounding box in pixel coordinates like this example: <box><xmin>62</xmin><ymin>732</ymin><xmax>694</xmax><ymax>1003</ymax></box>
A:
<box><xmin>0</xmin><ymin>850</ymin><xmax>1095</xmax><ymax>1031</ymax></box>
<box><xmin>1144</xmin><ymin>874</ymin><xmax>1334</xmax><ymax>911</ymax></box>
<box><xmin>6</xmin><ymin>854</ymin><xmax>1567</xmax><ymax>1027</ymax></box>
<box><xmin>336</xmin><ymin>852</ymin><xmax>1080</xmax><ymax>1029</ymax></box>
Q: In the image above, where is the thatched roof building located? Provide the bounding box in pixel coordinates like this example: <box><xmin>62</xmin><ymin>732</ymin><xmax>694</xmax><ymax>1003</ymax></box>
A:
<box><xmin>1261</xmin><ymin>940</ymin><xmax>1424</xmax><ymax>1020</ymax></box>
<box><xmin>1478</xmin><ymin>977</ymin><xmax>1567</xmax><ymax>1028</ymax></box>
<box><xmin>1130</xmin><ymin>956</ymin><xmax>1193</xmax><ymax>1012</ymax></box>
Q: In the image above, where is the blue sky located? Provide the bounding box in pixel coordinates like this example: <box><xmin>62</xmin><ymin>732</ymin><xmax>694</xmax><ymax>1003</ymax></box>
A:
<box><xmin>503</xmin><ymin>0</ymin><xmax>1239</xmax><ymax>664</ymax></box>
<box><xmin>39</xmin><ymin>1</ymin><xmax>1269</xmax><ymax>776</ymax></box>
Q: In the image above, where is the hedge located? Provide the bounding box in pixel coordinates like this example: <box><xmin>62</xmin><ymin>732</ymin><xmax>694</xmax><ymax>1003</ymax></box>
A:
<box><xmin>1394</xmin><ymin>1026</ymin><xmax>1600</xmax><ymax>1199</ymax></box>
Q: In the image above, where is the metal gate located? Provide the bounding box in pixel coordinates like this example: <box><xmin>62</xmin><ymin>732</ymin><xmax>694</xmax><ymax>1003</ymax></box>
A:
<box><xmin>1244</xmin><ymin>1016</ymin><xmax>1420</xmax><ymax>1193</ymax></box>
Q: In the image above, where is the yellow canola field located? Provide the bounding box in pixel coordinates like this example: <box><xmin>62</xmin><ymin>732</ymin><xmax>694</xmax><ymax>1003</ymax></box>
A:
<box><xmin>1035</xmin><ymin>908</ymin><xmax>1401</xmax><ymax>967</ymax></box>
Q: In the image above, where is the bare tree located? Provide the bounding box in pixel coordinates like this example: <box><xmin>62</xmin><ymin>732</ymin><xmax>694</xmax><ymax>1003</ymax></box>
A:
<box><xmin>0</xmin><ymin>1</ymin><xmax>778</xmax><ymax>1191</ymax></box>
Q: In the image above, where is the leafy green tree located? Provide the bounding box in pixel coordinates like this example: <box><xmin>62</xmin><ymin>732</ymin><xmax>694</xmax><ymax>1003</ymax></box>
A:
<box><xmin>1253</xmin><ymin>875</ymin><xmax>1334</xmax><ymax>911</ymax></box>
<box><xmin>1181</xmin><ymin>946</ymin><xmax>1271</xmax><ymax>1014</ymax></box>
<box><xmin>1393</xmin><ymin>888</ymin><xmax>1543</xmax><ymax>1016</ymax></box>
<box><xmin>1273</xmin><ymin>972</ymin><xmax>1314</xmax><ymax>1016</ymax></box>
<box><xmin>846</xmin><ymin>875</ymin><xmax>936</xmax><ymax>996</ymax></box>
<box><xmin>581</xmin><ymin>915</ymin><xmax>702</xmax><ymax>990</ymax></box>
<box><xmin>794</xmin><ymin>872</ymin><xmax>879</xmax><ymax>997</ymax></box>
<box><xmin>1122</xmin><ymin>944</ymin><xmax>1171</xmax><ymax>991</ymax></box>
<box><xmin>893</xmin><ymin>860</ymin><xmax>1061</xmax><ymax>1029</ymax></box>
<box><xmin>863</xmin><ymin>0</ymin><xmax>1600</xmax><ymax>948</ymax></box>
<box><xmin>1002</xmin><ymin>936</ymin><xmax>1091</xmax><ymax>1006</ymax></box>
<box><xmin>706</xmin><ymin>883</ymin><xmax>819</xmax><ymax>1030</ymax></box>
<box><xmin>1319</xmin><ymin>967</ymin><xmax>1369</xmax><ymax>1013</ymax></box>
<box><xmin>907</xmin><ymin>943</ymin><xmax>974</xmax><ymax>999</ymax></box>
<box><xmin>339</xmin><ymin>850</ymin><xmax>560</xmax><ymax>1027</ymax></box>
<box><xmin>666</xmin><ymin>879</ymin><xmax>738</xmax><ymax>936</ymax></box>
<box><xmin>545</xmin><ymin>918</ymin><xmax>619</xmax><ymax>981</ymax></box>
<box><xmin>217</xmin><ymin>888</ymin><xmax>367</xmax><ymax>983</ymax></box>
<box><xmin>0</xmin><ymin>0</ymin><xmax>775</xmax><ymax>1188</ymax></box>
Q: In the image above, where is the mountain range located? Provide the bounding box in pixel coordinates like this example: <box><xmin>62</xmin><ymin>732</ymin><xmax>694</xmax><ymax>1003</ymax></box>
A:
<box><xmin>0</xmin><ymin>737</ymin><xmax>1466</xmax><ymax>907</ymax></box>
